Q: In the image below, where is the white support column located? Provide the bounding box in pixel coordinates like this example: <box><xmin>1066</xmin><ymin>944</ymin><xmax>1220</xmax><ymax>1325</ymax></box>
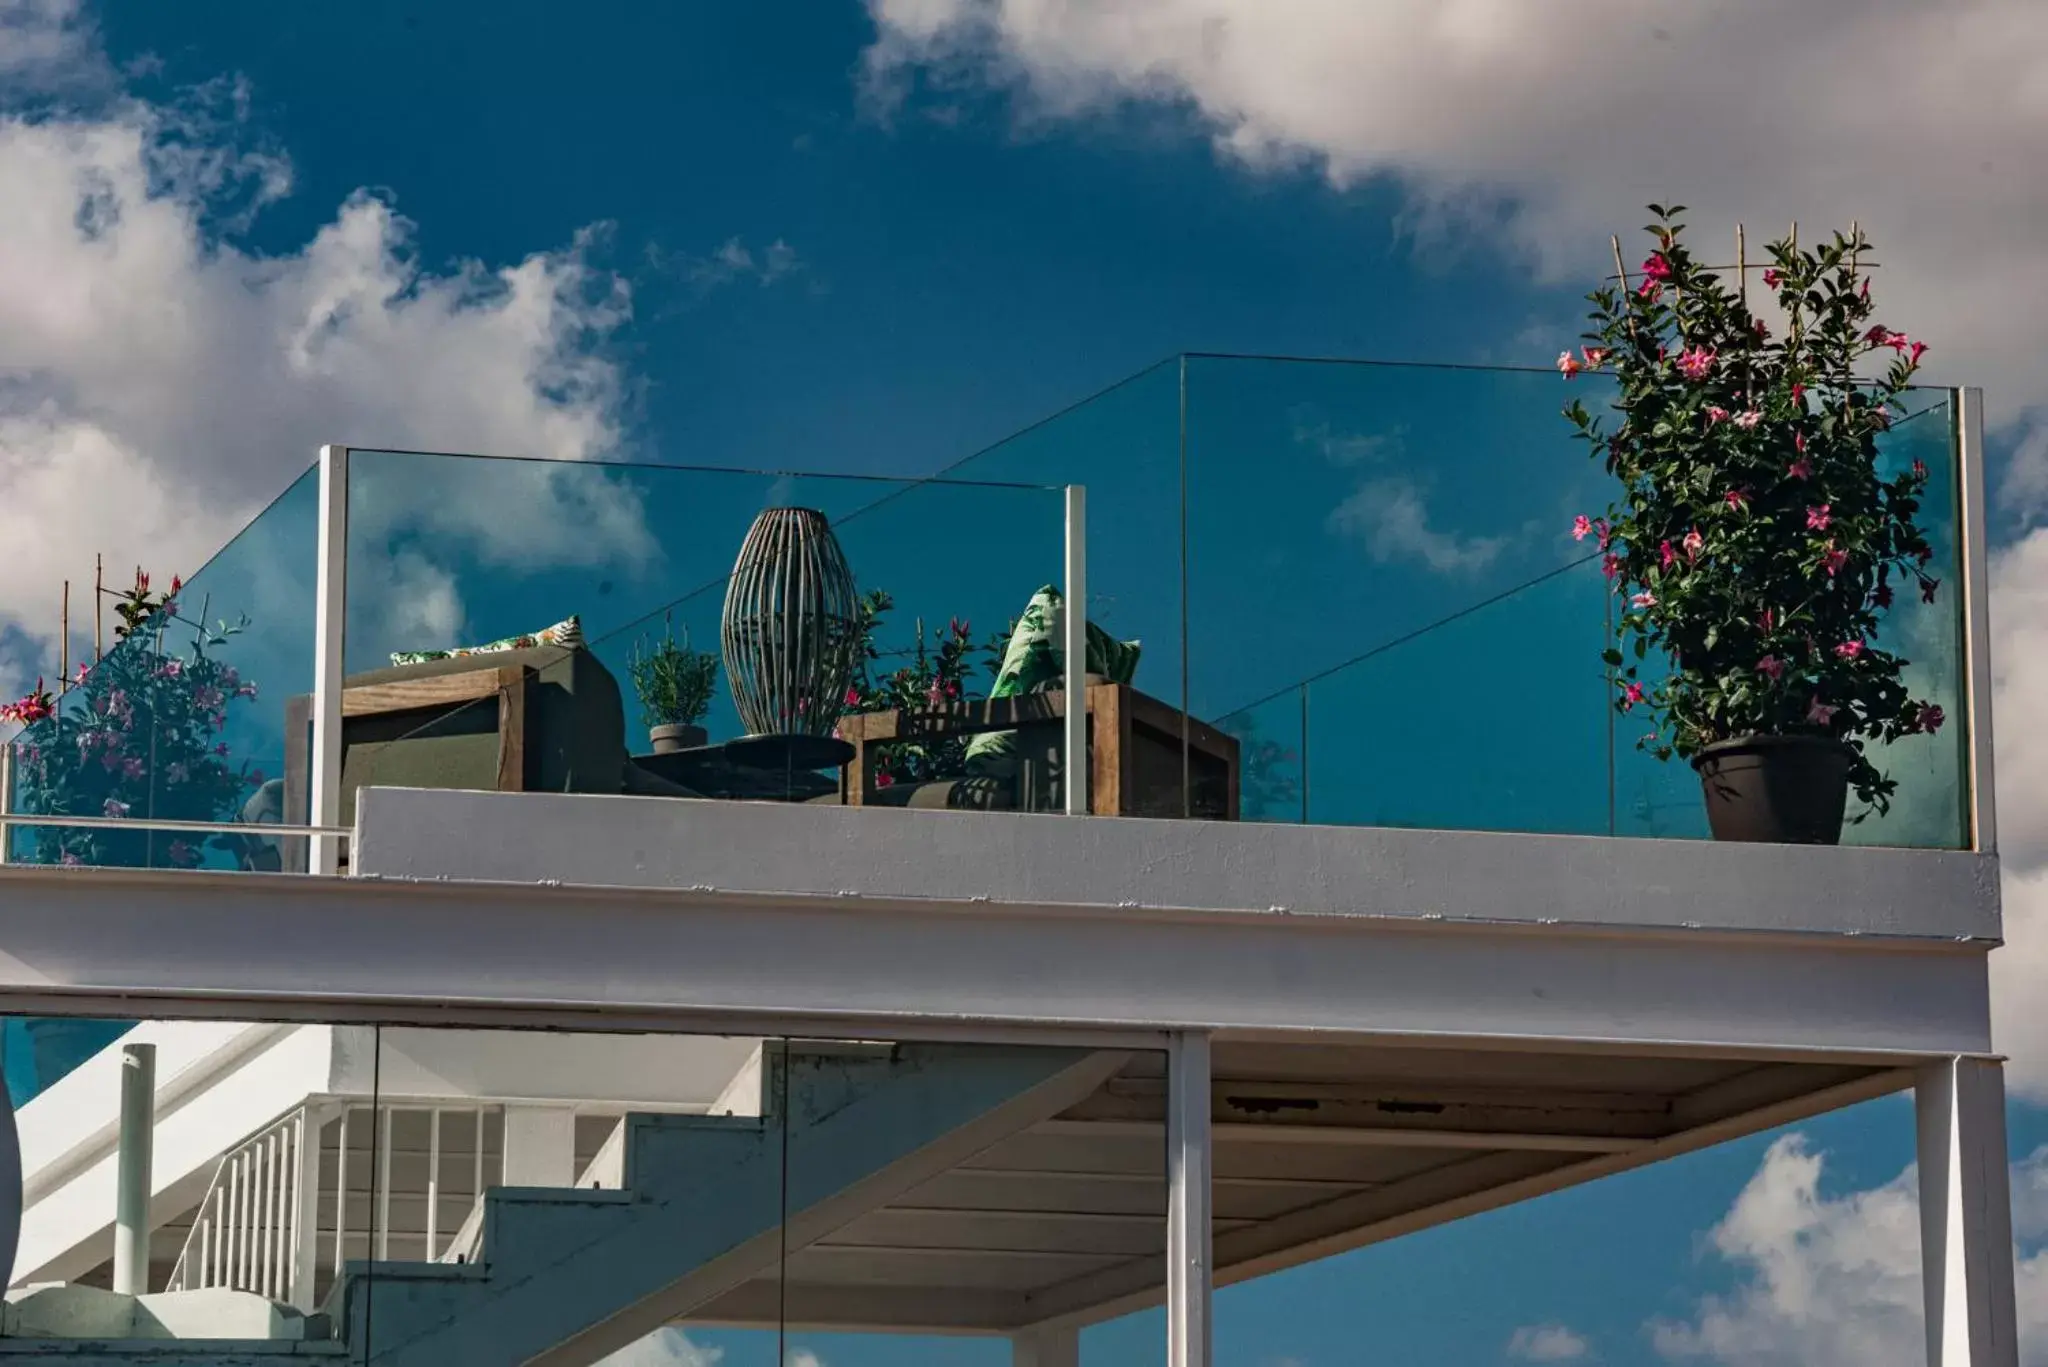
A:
<box><xmin>290</xmin><ymin>1106</ymin><xmax>324</xmax><ymax>1310</ymax></box>
<box><xmin>311</xmin><ymin>444</ymin><xmax>349</xmax><ymax>877</ymax></box>
<box><xmin>113</xmin><ymin>1042</ymin><xmax>156</xmax><ymax>1295</ymax></box>
<box><xmin>1012</xmin><ymin>1326</ymin><xmax>1079</xmax><ymax>1367</ymax></box>
<box><xmin>1063</xmin><ymin>484</ymin><xmax>1089</xmax><ymax>816</ymax></box>
<box><xmin>1957</xmin><ymin>388</ymin><xmax>1996</xmax><ymax>854</ymax></box>
<box><xmin>1167</xmin><ymin>1031</ymin><xmax>1212</xmax><ymax>1367</ymax></box>
<box><xmin>1918</xmin><ymin>1056</ymin><xmax>2018</xmax><ymax>1367</ymax></box>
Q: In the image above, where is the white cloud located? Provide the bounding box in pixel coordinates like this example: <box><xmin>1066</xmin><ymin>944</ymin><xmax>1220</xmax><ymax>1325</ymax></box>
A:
<box><xmin>0</xmin><ymin>0</ymin><xmax>651</xmax><ymax>704</ymax></box>
<box><xmin>1507</xmin><ymin>1323</ymin><xmax>1590</xmax><ymax>1362</ymax></box>
<box><xmin>662</xmin><ymin>235</ymin><xmax>805</xmax><ymax>290</ymax></box>
<box><xmin>1651</xmin><ymin>1135</ymin><xmax>2048</xmax><ymax>1366</ymax></box>
<box><xmin>863</xmin><ymin>0</ymin><xmax>2048</xmax><ymax>418</ymax></box>
<box><xmin>597</xmin><ymin>1328</ymin><xmax>722</xmax><ymax>1367</ymax></box>
<box><xmin>1328</xmin><ymin>476</ymin><xmax>1507</xmax><ymax>576</ymax></box>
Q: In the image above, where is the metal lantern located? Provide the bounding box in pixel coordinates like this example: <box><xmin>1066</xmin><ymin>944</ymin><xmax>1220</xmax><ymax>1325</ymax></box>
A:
<box><xmin>720</xmin><ymin>507</ymin><xmax>860</xmax><ymax>739</ymax></box>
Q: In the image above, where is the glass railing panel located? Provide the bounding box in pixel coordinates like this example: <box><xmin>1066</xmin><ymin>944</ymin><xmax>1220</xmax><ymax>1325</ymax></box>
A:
<box><xmin>1184</xmin><ymin>357</ymin><xmax>1970</xmax><ymax>847</ymax></box>
<box><xmin>1214</xmin><ymin>686</ymin><xmax>1308</xmax><ymax>825</ymax></box>
<box><xmin>340</xmin><ymin>452</ymin><xmax>1068</xmax><ymax>834</ymax></box>
<box><xmin>936</xmin><ymin>359</ymin><xmax>1188</xmax><ymax>814</ymax></box>
<box><xmin>3</xmin><ymin>467</ymin><xmax>318</xmax><ymax>873</ymax></box>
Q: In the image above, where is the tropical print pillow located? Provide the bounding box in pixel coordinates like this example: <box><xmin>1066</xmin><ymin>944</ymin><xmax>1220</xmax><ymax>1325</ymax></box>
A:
<box><xmin>964</xmin><ymin>585</ymin><xmax>1139</xmax><ymax>777</ymax></box>
<box><xmin>390</xmin><ymin>615</ymin><xmax>584</xmax><ymax>668</ymax></box>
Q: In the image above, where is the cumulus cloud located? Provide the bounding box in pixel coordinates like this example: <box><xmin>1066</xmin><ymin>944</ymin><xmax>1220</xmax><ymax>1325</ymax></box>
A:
<box><xmin>0</xmin><ymin>0</ymin><xmax>650</xmax><ymax>703</ymax></box>
<box><xmin>1651</xmin><ymin>1135</ymin><xmax>2048</xmax><ymax>1366</ymax></box>
<box><xmin>1327</xmin><ymin>476</ymin><xmax>1507</xmax><ymax>575</ymax></box>
<box><xmin>1507</xmin><ymin>1323</ymin><xmax>1591</xmax><ymax>1362</ymax></box>
<box><xmin>656</xmin><ymin>235</ymin><xmax>805</xmax><ymax>291</ymax></box>
<box><xmin>596</xmin><ymin>1328</ymin><xmax>721</xmax><ymax>1367</ymax></box>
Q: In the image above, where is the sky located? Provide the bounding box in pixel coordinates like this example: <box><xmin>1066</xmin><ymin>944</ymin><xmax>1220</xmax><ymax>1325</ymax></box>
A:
<box><xmin>5</xmin><ymin>0</ymin><xmax>2048</xmax><ymax>1361</ymax></box>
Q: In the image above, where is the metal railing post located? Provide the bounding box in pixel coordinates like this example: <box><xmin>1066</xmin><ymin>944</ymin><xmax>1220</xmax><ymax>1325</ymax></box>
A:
<box><xmin>1063</xmin><ymin>485</ymin><xmax>1089</xmax><ymax>816</ymax></box>
<box><xmin>312</xmin><ymin>445</ymin><xmax>350</xmax><ymax>876</ymax></box>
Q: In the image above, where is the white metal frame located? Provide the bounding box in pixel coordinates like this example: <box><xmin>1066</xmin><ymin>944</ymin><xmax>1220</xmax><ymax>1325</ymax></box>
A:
<box><xmin>1166</xmin><ymin>1032</ymin><xmax>1212</xmax><ymax>1367</ymax></box>
<box><xmin>1957</xmin><ymin>389</ymin><xmax>1997</xmax><ymax>854</ymax></box>
<box><xmin>311</xmin><ymin>444</ymin><xmax>350</xmax><ymax>877</ymax></box>
<box><xmin>1063</xmin><ymin>485</ymin><xmax>1088</xmax><ymax>816</ymax></box>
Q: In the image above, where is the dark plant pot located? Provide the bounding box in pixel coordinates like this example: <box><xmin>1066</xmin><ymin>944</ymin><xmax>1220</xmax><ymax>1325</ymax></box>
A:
<box><xmin>1691</xmin><ymin>734</ymin><xmax>1853</xmax><ymax>845</ymax></box>
<box><xmin>649</xmin><ymin>723</ymin><xmax>707</xmax><ymax>755</ymax></box>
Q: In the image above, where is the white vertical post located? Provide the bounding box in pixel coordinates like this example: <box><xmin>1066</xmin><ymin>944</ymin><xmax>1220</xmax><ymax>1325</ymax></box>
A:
<box><xmin>292</xmin><ymin>1109</ymin><xmax>319</xmax><ymax>1310</ymax></box>
<box><xmin>112</xmin><ymin>1042</ymin><xmax>156</xmax><ymax>1295</ymax></box>
<box><xmin>0</xmin><ymin>739</ymin><xmax>14</xmax><ymax>866</ymax></box>
<box><xmin>376</xmin><ymin>1106</ymin><xmax>394</xmax><ymax>1261</ymax></box>
<box><xmin>1012</xmin><ymin>1326</ymin><xmax>1080</xmax><ymax>1367</ymax></box>
<box><xmin>1918</xmin><ymin>1056</ymin><xmax>2018</xmax><ymax>1367</ymax></box>
<box><xmin>1063</xmin><ymin>484</ymin><xmax>1089</xmax><ymax>816</ymax></box>
<box><xmin>312</xmin><ymin>444</ymin><xmax>350</xmax><ymax>877</ymax></box>
<box><xmin>1957</xmin><ymin>389</ymin><xmax>1996</xmax><ymax>854</ymax></box>
<box><xmin>333</xmin><ymin>1107</ymin><xmax>350</xmax><ymax>1276</ymax></box>
<box><xmin>425</xmin><ymin>1108</ymin><xmax>442</xmax><ymax>1259</ymax></box>
<box><xmin>1167</xmin><ymin>1031</ymin><xmax>1212</xmax><ymax>1367</ymax></box>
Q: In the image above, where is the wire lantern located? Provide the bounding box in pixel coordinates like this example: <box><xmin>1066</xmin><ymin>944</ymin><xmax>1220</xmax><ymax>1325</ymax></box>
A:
<box><xmin>720</xmin><ymin>507</ymin><xmax>860</xmax><ymax>738</ymax></box>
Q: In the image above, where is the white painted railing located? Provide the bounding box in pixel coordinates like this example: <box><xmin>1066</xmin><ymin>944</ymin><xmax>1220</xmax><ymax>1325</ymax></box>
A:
<box><xmin>166</xmin><ymin>1105</ymin><xmax>324</xmax><ymax>1308</ymax></box>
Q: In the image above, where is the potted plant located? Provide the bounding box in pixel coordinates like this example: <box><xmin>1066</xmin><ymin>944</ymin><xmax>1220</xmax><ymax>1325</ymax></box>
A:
<box><xmin>627</xmin><ymin>620</ymin><xmax>720</xmax><ymax>753</ymax></box>
<box><xmin>1562</xmin><ymin>207</ymin><xmax>1945</xmax><ymax>844</ymax></box>
<box><xmin>1</xmin><ymin>569</ymin><xmax>264</xmax><ymax>868</ymax></box>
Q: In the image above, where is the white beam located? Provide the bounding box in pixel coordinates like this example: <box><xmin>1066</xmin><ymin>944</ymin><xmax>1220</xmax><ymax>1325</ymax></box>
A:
<box><xmin>1063</xmin><ymin>484</ymin><xmax>1088</xmax><ymax>817</ymax></box>
<box><xmin>0</xmin><ymin>858</ymin><xmax>1993</xmax><ymax>1059</ymax></box>
<box><xmin>1918</xmin><ymin>1056</ymin><xmax>2018</xmax><ymax>1367</ymax></box>
<box><xmin>1167</xmin><ymin>1032</ymin><xmax>1211</xmax><ymax>1367</ymax></box>
<box><xmin>1033</xmin><ymin>1118</ymin><xmax>1646</xmax><ymax>1155</ymax></box>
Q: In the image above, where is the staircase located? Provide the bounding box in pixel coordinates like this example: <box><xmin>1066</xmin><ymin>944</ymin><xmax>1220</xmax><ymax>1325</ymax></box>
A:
<box><xmin>340</xmin><ymin>1041</ymin><xmax>1125</xmax><ymax>1366</ymax></box>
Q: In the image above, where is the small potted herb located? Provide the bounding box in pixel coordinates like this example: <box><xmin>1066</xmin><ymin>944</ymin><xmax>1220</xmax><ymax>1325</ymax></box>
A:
<box><xmin>1563</xmin><ymin>207</ymin><xmax>1944</xmax><ymax>844</ymax></box>
<box><xmin>628</xmin><ymin>621</ymin><xmax>720</xmax><ymax>753</ymax></box>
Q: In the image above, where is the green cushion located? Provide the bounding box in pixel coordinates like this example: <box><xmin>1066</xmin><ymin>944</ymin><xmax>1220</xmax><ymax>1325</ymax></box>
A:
<box><xmin>964</xmin><ymin>585</ymin><xmax>1139</xmax><ymax>777</ymax></box>
<box><xmin>390</xmin><ymin>614</ymin><xmax>583</xmax><ymax>667</ymax></box>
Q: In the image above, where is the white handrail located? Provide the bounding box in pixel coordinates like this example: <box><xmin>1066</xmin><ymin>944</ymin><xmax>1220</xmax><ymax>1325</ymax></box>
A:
<box><xmin>166</xmin><ymin>1106</ymin><xmax>319</xmax><ymax>1308</ymax></box>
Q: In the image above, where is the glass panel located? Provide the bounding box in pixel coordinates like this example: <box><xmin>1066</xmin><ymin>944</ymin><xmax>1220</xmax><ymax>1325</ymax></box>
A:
<box><xmin>3</xmin><ymin>468</ymin><xmax>319</xmax><ymax>873</ymax></box>
<box><xmin>1184</xmin><ymin>357</ymin><xmax>1970</xmax><ymax>846</ymax></box>
<box><xmin>939</xmin><ymin>360</ymin><xmax>1188</xmax><ymax>817</ymax></box>
<box><xmin>360</xmin><ymin>1023</ymin><xmax>785</xmax><ymax>1365</ymax></box>
<box><xmin>780</xmin><ymin>1042</ymin><xmax>1168</xmax><ymax>1367</ymax></box>
<box><xmin>336</xmin><ymin>451</ymin><xmax>1067</xmax><ymax>852</ymax></box>
<box><xmin>0</xmin><ymin>1012</ymin><xmax>389</xmax><ymax>1351</ymax></box>
<box><xmin>1215</xmin><ymin>686</ymin><xmax>1307</xmax><ymax>825</ymax></box>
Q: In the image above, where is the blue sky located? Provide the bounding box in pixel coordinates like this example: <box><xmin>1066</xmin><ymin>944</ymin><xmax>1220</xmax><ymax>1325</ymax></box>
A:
<box><xmin>6</xmin><ymin>1</ymin><xmax>2048</xmax><ymax>1363</ymax></box>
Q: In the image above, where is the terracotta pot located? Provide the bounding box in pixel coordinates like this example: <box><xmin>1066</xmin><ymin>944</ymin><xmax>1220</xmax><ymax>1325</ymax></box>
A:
<box><xmin>1691</xmin><ymin>734</ymin><xmax>1853</xmax><ymax>845</ymax></box>
<box><xmin>649</xmin><ymin>723</ymin><xmax>707</xmax><ymax>755</ymax></box>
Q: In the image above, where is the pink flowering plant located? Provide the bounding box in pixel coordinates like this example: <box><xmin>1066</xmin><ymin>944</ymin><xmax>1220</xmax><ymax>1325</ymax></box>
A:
<box><xmin>840</xmin><ymin>588</ymin><xmax>999</xmax><ymax>786</ymax></box>
<box><xmin>2</xmin><ymin>570</ymin><xmax>264</xmax><ymax>868</ymax></box>
<box><xmin>1562</xmin><ymin>207</ymin><xmax>1945</xmax><ymax>815</ymax></box>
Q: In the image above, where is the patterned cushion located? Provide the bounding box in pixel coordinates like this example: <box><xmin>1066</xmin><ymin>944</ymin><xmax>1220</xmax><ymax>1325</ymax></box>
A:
<box><xmin>964</xmin><ymin>585</ymin><xmax>1139</xmax><ymax>776</ymax></box>
<box><xmin>390</xmin><ymin>615</ymin><xmax>584</xmax><ymax>668</ymax></box>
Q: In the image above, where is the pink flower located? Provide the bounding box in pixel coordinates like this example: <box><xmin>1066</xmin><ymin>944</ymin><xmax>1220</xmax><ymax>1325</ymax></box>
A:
<box><xmin>926</xmin><ymin>681</ymin><xmax>945</xmax><ymax>707</ymax></box>
<box><xmin>1760</xmin><ymin>607</ymin><xmax>1775</xmax><ymax>633</ymax></box>
<box><xmin>1757</xmin><ymin>655</ymin><xmax>1787</xmax><ymax>681</ymax></box>
<box><xmin>1917</xmin><ymin>703</ymin><xmax>1946</xmax><ymax>734</ymax></box>
<box><xmin>214</xmin><ymin>742</ymin><xmax>230</xmax><ymax>757</ymax></box>
<box><xmin>1791</xmin><ymin>382</ymin><xmax>1806</xmax><ymax>404</ymax></box>
<box><xmin>1835</xmin><ymin>640</ymin><xmax>1865</xmax><ymax>660</ymax></box>
<box><xmin>1630</xmin><ymin>591</ymin><xmax>1658</xmax><ymax>609</ymax></box>
<box><xmin>167</xmin><ymin>840</ymin><xmax>195</xmax><ymax>865</ymax></box>
<box><xmin>1752</xmin><ymin>318</ymin><xmax>1769</xmax><ymax>340</ymax></box>
<box><xmin>844</xmin><ymin>687</ymin><xmax>861</xmax><ymax>707</ymax></box>
<box><xmin>1660</xmin><ymin>540</ymin><xmax>1677</xmax><ymax>570</ymax></box>
<box><xmin>1602</xmin><ymin>553</ymin><xmax>1623</xmax><ymax>580</ymax></box>
<box><xmin>1762</xmin><ymin>267</ymin><xmax>1783</xmax><ymax>289</ymax></box>
<box><xmin>1572</xmin><ymin>514</ymin><xmax>1595</xmax><ymax>541</ymax></box>
<box><xmin>1677</xmin><ymin>346</ymin><xmax>1717</xmax><ymax>380</ymax></box>
<box><xmin>1619</xmin><ymin>681</ymin><xmax>1647</xmax><ymax>711</ymax></box>
<box><xmin>1860</xmin><ymin>277</ymin><xmax>1872</xmax><ymax>302</ymax></box>
<box><xmin>1794</xmin><ymin>432</ymin><xmax>1807</xmax><ymax>453</ymax></box>
<box><xmin>1641</xmin><ymin>254</ymin><xmax>1672</xmax><ymax>281</ymax></box>
<box><xmin>874</xmin><ymin>770</ymin><xmax>896</xmax><ymax>789</ymax></box>
<box><xmin>1705</xmin><ymin>406</ymin><xmax>1730</xmax><ymax>425</ymax></box>
<box><xmin>1807</xmin><ymin>696</ymin><xmax>1838</xmax><ymax>725</ymax></box>
<box><xmin>1885</xmin><ymin>332</ymin><xmax>1912</xmax><ymax>354</ymax></box>
<box><xmin>1558</xmin><ymin>351</ymin><xmax>1583</xmax><ymax>378</ymax></box>
<box><xmin>156</xmin><ymin>659</ymin><xmax>182</xmax><ymax>679</ymax></box>
<box><xmin>1909</xmin><ymin>340</ymin><xmax>1928</xmax><ymax>365</ymax></box>
<box><xmin>102</xmin><ymin>798</ymin><xmax>129</xmax><ymax>818</ymax></box>
<box><xmin>1733</xmin><ymin>410</ymin><xmax>1763</xmax><ymax>430</ymax></box>
<box><xmin>1682</xmin><ymin>529</ymin><xmax>1704</xmax><ymax>561</ymax></box>
<box><xmin>1823</xmin><ymin>545</ymin><xmax>1850</xmax><ymax>577</ymax></box>
<box><xmin>1912</xmin><ymin>458</ymin><xmax>1928</xmax><ymax>480</ymax></box>
<box><xmin>169</xmin><ymin>574</ymin><xmax>182</xmax><ymax>595</ymax></box>
<box><xmin>1725</xmin><ymin>489</ymin><xmax>1749</xmax><ymax>511</ymax></box>
<box><xmin>1864</xmin><ymin>325</ymin><xmax>1891</xmax><ymax>345</ymax></box>
<box><xmin>1788</xmin><ymin>458</ymin><xmax>1813</xmax><ymax>480</ymax></box>
<box><xmin>1638</xmin><ymin>279</ymin><xmax>1663</xmax><ymax>302</ymax></box>
<box><xmin>1806</xmin><ymin>505</ymin><xmax>1832</xmax><ymax>531</ymax></box>
<box><xmin>1872</xmin><ymin>583</ymin><xmax>1894</xmax><ymax>610</ymax></box>
<box><xmin>59</xmin><ymin>852</ymin><xmax>80</xmax><ymax>867</ymax></box>
<box><xmin>1581</xmin><ymin>346</ymin><xmax>1610</xmax><ymax>368</ymax></box>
